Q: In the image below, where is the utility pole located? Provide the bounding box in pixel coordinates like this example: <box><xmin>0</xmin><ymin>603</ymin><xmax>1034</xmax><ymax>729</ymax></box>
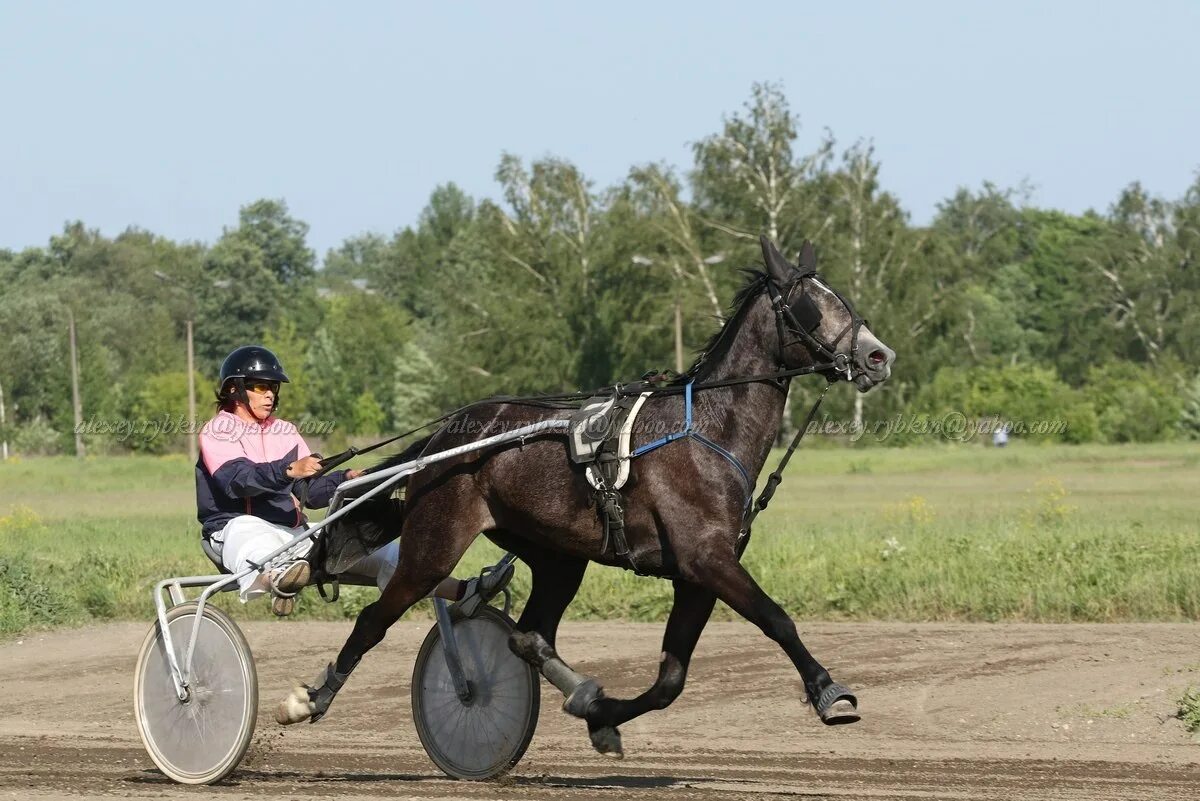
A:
<box><xmin>0</xmin><ymin>375</ymin><xmax>8</xmax><ymax>461</ymax></box>
<box><xmin>186</xmin><ymin>319</ymin><xmax>196</xmax><ymax>461</ymax></box>
<box><xmin>154</xmin><ymin>270</ymin><xmax>199</xmax><ymax>460</ymax></box>
<box><xmin>674</xmin><ymin>296</ymin><xmax>684</xmax><ymax>374</ymax></box>
<box><xmin>68</xmin><ymin>310</ymin><xmax>85</xmax><ymax>457</ymax></box>
<box><xmin>634</xmin><ymin>254</ymin><xmax>688</xmax><ymax>375</ymax></box>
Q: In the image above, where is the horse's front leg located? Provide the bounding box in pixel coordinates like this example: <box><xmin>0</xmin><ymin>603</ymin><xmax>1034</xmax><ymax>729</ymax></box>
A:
<box><xmin>690</xmin><ymin>545</ymin><xmax>859</xmax><ymax>725</ymax></box>
<box><xmin>581</xmin><ymin>578</ymin><xmax>717</xmax><ymax>748</ymax></box>
<box><xmin>275</xmin><ymin>574</ymin><xmax>437</xmax><ymax>725</ymax></box>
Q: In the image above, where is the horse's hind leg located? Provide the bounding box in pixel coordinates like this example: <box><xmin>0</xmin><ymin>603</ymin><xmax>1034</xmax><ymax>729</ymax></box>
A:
<box><xmin>503</xmin><ymin>553</ymin><xmax>622</xmax><ymax>753</ymax></box>
<box><xmin>693</xmin><ymin>552</ymin><xmax>859</xmax><ymax>725</ymax></box>
<box><xmin>276</xmin><ymin>481</ymin><xmax>491</xmax><ymax>725</ymax></box>
<box><xmin>581</xmin><ymin>578</ymin><xmax>717</xmax><ymax>747</ymax></box>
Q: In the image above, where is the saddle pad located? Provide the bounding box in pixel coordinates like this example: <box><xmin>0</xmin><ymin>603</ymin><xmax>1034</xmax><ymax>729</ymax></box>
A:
<box><xmin>585</xmin><ymin>391</ymin><xmax>652</xmax><ymax>491</ymax></box>
<box><xmin>568</xmin><ymin>394</ymin><xmax>617</xmax><ymax>463</ymax></box>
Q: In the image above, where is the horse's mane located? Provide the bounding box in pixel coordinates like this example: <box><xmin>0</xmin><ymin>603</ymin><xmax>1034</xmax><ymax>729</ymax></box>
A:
<box><xmin>369</xmin><ymin>431</ymin><xmax>436</xmax><ymax>473</ymax></box>
<box><xmin>676</xmin><ymin>269</ymin><xmax>769</xmax><ymax>382</ymax></box>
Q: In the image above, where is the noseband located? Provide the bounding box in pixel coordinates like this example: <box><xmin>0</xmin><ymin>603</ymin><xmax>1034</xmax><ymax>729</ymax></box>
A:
<box><xmin>766</xmin><ymin>271</ymin><xmax>868</xmax><ymax>383</ymax></box>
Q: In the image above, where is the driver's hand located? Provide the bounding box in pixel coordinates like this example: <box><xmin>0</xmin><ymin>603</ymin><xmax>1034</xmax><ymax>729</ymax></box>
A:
<box><xmin>286</xmin><ymin>455</ymin><xmax>323</xmax><ymax>479</ymax></box>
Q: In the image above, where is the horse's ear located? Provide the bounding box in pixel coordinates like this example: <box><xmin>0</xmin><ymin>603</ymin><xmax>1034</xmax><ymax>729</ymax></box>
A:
<box><xmin>798</xmin><ymin>240</ymin><xmax>817</xmax><ymax>272</ymax></box>
<box><xmin>759</xmin><ymin>235</ymin><xmax>794</xmax><ymax>283</ymax></box>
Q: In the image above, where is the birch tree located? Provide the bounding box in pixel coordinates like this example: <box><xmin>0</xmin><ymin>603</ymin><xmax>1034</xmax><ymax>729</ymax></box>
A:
<box><xmin>826</xmin><ymin>141</ymin><xmax>923</xmax><ymax>428</ymax></box>
<box><xmin>627</xmin><ymin>163</ymin><xmax>727</xmax><ymax>321</ymax></box>
<box><xmin>1094</xmin><ymin>181</ymin><xmax>1200</xmax><ymax>366</ymax></box>
<box><xmin>691</xmin><ymin>82</ymin><xmax>834</xmax><ymax>438</ymax></box>
<box><xmin>926</xmin><ymin>184</ymin><xmax>1024</xmax><ymax>369</ymax></box>
<box><xmin>411</xmin><ymin>155</ymin><xmax>610</xmax><ymax>396</ymax></box>
<box><xmin>691</xmin><ymin>82</ymin><xmax>834</xmax><ymax>253</ymax></box>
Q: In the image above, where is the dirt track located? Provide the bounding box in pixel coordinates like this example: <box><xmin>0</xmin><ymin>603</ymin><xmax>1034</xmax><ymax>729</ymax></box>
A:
<box><xmin>1</xmin><ymin>620</ymin><xmax>1198</xmax><ymax>799</ymax></box>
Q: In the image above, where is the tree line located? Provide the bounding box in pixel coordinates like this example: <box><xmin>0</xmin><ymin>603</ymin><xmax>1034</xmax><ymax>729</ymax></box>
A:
<box><xmin>1</xmin><ymin>83</ymin><xmax>1197</xmax><ymax>456</ymax></box>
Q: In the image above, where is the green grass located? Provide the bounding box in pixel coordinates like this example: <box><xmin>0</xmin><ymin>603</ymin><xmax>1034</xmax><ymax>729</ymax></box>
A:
<box><xmin>1178</xmin><ymin>687</ymin><xmax>1200</xmax><ymax>735</ymax></box>
<box><xmin>1</xmin><ymin>441</ymin><xmax>1199</xmax><ymax>637</ymax></box>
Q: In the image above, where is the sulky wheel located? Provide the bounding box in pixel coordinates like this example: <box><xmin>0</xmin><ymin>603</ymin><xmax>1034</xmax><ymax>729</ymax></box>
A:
<box><xmin>411</xmin><ymin>604</ymin><xmax>540</xmax><ymax>780</ymax></box>
<box><xmin>133</xmin><ymin>603</ymin><xmax>257</xmax><ymax>784</ymax></box>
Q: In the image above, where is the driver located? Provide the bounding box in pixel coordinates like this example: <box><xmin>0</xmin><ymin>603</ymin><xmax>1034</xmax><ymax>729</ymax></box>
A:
<box><xmin>195</xmin><ymin>345</ymin><xmax>469</xmax><ymax>615</ymax></box>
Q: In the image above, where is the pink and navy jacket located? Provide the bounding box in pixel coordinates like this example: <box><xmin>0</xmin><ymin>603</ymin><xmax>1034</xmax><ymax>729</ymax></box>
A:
<box><xmin>195</xmin><ymin>410</ymin><xmax>347</xmax><ymax>539</ymax></box>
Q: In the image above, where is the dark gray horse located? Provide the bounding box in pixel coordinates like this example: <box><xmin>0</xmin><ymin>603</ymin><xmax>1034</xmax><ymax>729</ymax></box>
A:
<box><xmin>276</xmin><ymin>237</ymin><xmax>895</xmax><ymax>756</ymax></box>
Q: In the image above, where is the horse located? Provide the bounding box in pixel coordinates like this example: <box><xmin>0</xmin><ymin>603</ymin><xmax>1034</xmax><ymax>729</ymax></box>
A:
<box><xmin>276</xmin><ymin>236</ymin><xmax>896</xmax><ymax>757</ymax></box>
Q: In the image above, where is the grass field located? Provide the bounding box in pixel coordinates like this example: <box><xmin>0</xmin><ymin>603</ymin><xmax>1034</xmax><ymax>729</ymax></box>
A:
<box><xmin>1</xmin><ymin>442</ymin><xmax>1198</xmax><ymax>637</ymax></box>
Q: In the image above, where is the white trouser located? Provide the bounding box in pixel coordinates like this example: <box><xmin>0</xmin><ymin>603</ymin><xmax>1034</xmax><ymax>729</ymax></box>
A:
<box><xmin>211</xmin><ymin>515</ymin><xmax>399</xmax><ymax>601</ymax></box>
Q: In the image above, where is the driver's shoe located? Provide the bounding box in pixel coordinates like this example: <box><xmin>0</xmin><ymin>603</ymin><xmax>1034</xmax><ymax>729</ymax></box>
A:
<box><xmin>453</xmin><ymin>561</ymin><xmax>515</xmax><ymax>617</ymax></box>
<box><xmin>269</xmin><ymin>560</ymin><xmax>311</xmax><ymax>617</ymax></box>
<box><xmin>272</xmin><ymin>594</ymin><xmax>299</xmax><ymax>617</ymax></box>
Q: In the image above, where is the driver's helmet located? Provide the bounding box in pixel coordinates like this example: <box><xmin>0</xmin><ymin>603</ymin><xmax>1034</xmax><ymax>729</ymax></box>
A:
<box><xmin>217</xmin><ymin>345</ymin><xmax>290</xmax><ymax>408</ymax></box>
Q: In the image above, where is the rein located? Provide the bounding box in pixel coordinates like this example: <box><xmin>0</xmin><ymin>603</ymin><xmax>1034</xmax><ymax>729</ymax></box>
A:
<box><xmin>302</xmin><ymin>360</ymin><xmax>838</xmax><ymax>488</ymax></box>
<box><xmin>307</xmin><ymin>270</ymin><xmax>865</xmax><ymax>541</ymax></box>
<box><xmin>738</xmin><ymin>381</ymin><xmax>832</xmax><ymax>551</ymax></box>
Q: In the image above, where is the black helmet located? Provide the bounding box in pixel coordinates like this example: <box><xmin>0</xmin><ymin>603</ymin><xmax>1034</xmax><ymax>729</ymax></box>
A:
<box><xmin>217</xmin><ymin>345</ymin><xmax>289</xmax><ymax>410</ymax></box>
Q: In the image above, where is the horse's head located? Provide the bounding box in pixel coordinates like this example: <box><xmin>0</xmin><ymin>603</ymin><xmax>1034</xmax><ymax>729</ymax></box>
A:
<box><xmin>760</xmin><ymin>236</ymin><xmax>895</xmax><ymax>392</ymax></box>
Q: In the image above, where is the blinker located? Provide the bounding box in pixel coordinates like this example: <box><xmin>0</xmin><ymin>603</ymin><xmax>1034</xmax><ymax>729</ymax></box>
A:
<box><xmin>792</xmin><ymin>292</ymin><xmax>822</xmax><ymax>333</ymax></box>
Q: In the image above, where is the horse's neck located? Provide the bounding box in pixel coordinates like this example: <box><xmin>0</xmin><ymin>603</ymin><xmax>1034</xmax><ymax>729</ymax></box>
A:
<box><xmin>691</xmin><ymin>293</ymin><xmax>790</xmax><ymax>482</ymax></box>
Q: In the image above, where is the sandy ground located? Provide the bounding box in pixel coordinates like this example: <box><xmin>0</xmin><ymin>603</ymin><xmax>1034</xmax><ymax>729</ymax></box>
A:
<box><xmin>1</xmin><ymin>619</ymin><xmax>1198</xmax><ymax>800</ymax></box>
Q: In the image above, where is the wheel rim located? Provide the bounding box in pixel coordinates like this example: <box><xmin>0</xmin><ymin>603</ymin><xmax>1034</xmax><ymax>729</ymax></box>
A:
<box><xmin>415</xmin><ymin>613</ymin><xmax>538</xmax><ymax>778</ymax></box>
<box><xmin>136</xmin><ymin>609</ymin><xmax>255</xmax><ymax>782</ymax></box>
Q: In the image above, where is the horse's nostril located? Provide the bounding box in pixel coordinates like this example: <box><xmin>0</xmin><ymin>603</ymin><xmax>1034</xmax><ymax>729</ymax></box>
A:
<box><xmin>868</xmin><ymin>349</ymin><xmax>887</xmax><ymax>366</ymax></box>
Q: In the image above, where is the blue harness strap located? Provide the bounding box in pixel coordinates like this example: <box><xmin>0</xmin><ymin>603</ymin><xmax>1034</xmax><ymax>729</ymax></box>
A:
<box><xmin>632</xmin><ymin>380</ymin><xmax>695</xmax><ymax>456</ymax></box>
<box><xmin>630</xmin><ymin>381</ymin><xmax>753</xmax><ymax>513</ymax></box>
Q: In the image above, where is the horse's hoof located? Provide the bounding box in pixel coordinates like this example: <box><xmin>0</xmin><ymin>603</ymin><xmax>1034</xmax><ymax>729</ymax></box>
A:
<box><xmin>589</xmin><ymin>725</ymin><xmax>624</xmax><ymax>758</ymax></box>
<box><xmin>274</xmin><ymin>684</ymin><xmax>315</xmax><ymax>725</ymax></box>
<box><xmin>821</xmin><ymin>698</ymin><xmax>860</xmax><ymax>725</ymax></box>
<box><xmin>815</xmin><ymin>682</ymin><xmax>860</xmax><ymax>726</ymax></box>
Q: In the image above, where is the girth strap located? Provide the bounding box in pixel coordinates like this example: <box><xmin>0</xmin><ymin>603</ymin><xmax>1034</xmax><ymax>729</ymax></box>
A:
<box><xmin>597</xmin><ymin>489</ymin><xmax>636</xmax><ymax>572</ymax></box>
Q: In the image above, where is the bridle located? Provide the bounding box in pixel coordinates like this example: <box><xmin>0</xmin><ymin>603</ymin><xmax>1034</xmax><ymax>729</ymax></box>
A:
<box><xmin>722</xmin><ymin>268</ymin><xmax>874</xmax><ymax>549</ymax></box>
<box><xmin>765</xmin><ymin>270</ymin><xmax>868</xmax><ymax>385</ymax></box>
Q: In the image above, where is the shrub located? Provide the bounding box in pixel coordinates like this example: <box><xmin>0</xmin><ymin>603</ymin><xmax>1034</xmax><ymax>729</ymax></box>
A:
<box><xmin>128</xmin><ymin>370</ymin><xmax>206</xmax><ymax>453</ymax></box>
<box><xmin>917</xmin><ymin>364</ymin><xmax>1084</xmax><ymax>443</ymax></box>
<box><xmin>1178</xmin><ymin>687</ymin><xmax>1200</xmax><ymax>735</ymax></box>
<box><xmin>1083</xmin><ymin>362</ymin><xmax>1183</xmax><ymax>443</ymax></box>
<box><xmin>1023</xmin><ymin>477</ymin><xmax>1076</xmax><ymax>528</ymax></box>
<box><xmin>351</xmin><ymin>390</ymin><xmax>386</xmax><ymax>435</ymax></box>
<box><xmin>1059</xmin><ymin>400</ymin><xmax>1101</xmax><ymax>444</ymax></box>
<box><xmin>12</xmin><ymin>417</ymin><xmax>62</xmax><ymax>456</ymax></box>
<box><xmin>0</xmin><ymin>555</ymin><xmax>81</xmax><ymax>636</ymax></box>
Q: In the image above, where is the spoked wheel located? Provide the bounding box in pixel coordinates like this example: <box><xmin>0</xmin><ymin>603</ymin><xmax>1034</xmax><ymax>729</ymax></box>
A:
<box><xmin>412</xmin><ymin>605</ymin><xmax>540</xmax><ymax>780</ymax></box>
<box><xmin>134</xmin><ymin>603</ymin><xmax>257</xmax><ymax>785</ymax></box>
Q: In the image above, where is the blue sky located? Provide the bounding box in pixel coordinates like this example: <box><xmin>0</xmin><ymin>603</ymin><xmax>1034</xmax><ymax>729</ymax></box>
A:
<box><xmin>2</xmin><ymin>2</ymin><xmax>1197</xmax><ymax>259</ymax></box>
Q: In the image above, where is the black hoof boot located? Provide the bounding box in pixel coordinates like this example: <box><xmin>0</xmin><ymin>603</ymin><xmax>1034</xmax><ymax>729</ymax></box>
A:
<box><xmin>562</xmin><ymin>678</ymin><xmax>604</xmax><ymax>718</ymax></box>
<box><xmin>814</xmin><ymin>681</ymin><xmax>859</xmax><ymax>725</ymax></box>
<box><xmin>308</xmin><ymin>662</ymin><xmax>351</xmax><ymax>724</ymax></box>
